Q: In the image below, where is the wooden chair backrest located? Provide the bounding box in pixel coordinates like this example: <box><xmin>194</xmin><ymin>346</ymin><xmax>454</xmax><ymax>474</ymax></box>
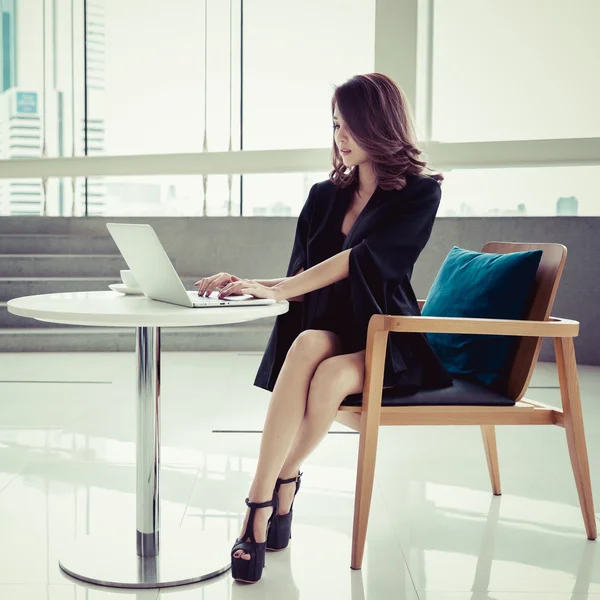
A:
<box><xmin>481</xmin><ymin>242</ymin><xmax>567</xmax><ymax>401</ymax></box>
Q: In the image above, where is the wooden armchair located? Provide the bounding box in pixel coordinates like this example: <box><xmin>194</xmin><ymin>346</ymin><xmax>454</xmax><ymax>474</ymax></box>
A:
<box><xmin>336</xmin><ymin>242</ymin><xmax>596</xmax><ymax>570</ymax></box>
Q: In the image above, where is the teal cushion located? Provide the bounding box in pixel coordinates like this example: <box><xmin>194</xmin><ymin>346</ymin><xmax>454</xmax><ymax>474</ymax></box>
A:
<box><xmin>422</xmin><ymin>246</ymin><xmax>543</xmax><ymax>392</ymax></box>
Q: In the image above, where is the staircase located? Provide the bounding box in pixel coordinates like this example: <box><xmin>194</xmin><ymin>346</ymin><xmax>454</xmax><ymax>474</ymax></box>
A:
<box><xmin>0</xmin><ymin>222</ymin><xmax>273</xmax><ymax>352</ymax></box>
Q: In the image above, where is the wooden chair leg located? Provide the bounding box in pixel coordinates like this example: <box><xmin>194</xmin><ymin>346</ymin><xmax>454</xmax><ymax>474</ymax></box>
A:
<box><xmin>555</xmin><ymin>337</ymin><xmax>597</xmax><ymax>540</ymax></box>
<box><xmin>481</xmin><ymin>425</ymin><xmax>501</xmax><ymax>495</ymax></box>
<box><xmin>351</xmin><ymin>412</ymin><xmax>380</xmax><ymax>569</ymax></box>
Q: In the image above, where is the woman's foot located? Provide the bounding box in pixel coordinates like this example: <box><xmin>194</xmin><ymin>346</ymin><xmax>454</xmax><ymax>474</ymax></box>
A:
<box><xmin>233</xmin><ymin>502</ymin><xmax>274</xmax><ymax>561</ymax></box>
<box><xmin>231</xmin><ymin>495</ymin><xmax>278</xmax><ymax>583</ymax></box>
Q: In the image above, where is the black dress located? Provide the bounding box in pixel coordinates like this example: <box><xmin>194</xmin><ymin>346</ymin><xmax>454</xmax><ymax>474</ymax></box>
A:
<box><xmin>254</xmin><ymin>175</ymin><xmax>453</xmax><ymax>396</ymax></box>
<box><xmin>311</xmin><ymin>222</ymin><xmax>353</xmax><ymax>349</ymax></box>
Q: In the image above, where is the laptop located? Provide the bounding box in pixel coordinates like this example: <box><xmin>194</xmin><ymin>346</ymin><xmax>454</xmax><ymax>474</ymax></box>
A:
<box><xmin>106</xmin><ymin>223</ymin><xmax>276</xmax><ymax>308</ymax></box>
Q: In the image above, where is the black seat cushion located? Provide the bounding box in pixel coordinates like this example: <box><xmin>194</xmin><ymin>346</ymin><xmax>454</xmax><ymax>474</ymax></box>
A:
<box><xmin>342</xmin><ymin>378</ymin><xmax>515</xmax><ymax>407</ymax></box>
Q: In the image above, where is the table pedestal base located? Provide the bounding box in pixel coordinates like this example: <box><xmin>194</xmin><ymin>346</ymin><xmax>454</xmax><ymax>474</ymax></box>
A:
<box><xmin>59</xmin><ymin>531</ymin><xmax>231</xmax><ymax>589</ymax></box>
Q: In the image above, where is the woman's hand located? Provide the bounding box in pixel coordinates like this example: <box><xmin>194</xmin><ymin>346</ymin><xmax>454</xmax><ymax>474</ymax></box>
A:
<box><xmin>195</xmin><ymin>273</ymin><xmax>247</xmax><ymax>297</ymax></box>
<box><xmin>219</xmin><ymin>280</ymin><xmax>285</xmax><ymax>302</ymax></box>
<box><xmin>218</xmin><ymin>278</ymin><xmax>253</xmax><ymax>298</ymax></box>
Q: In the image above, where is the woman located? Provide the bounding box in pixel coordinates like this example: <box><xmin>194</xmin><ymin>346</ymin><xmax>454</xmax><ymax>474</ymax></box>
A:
<box><xmin>195</xmin><ymin>73</ymin><xmax>452</xmax><ymax>583</ymax></box>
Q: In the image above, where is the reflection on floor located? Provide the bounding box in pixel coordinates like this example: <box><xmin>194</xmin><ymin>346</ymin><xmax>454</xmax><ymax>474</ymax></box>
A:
<box><xmin>1</xmin><ymin>352</ymin><xmax>600</xmax><ymax>599</ymax></box>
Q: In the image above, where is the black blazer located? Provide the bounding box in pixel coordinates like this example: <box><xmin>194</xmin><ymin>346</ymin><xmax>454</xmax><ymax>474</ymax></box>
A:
<box><xmin>254</xmin><ymin>174</ymin><xmax>452</xmax><ymax>395</ymax></box>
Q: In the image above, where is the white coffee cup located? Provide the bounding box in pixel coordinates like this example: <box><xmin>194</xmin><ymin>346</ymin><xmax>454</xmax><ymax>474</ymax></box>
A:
<box><xmin>120</xmin><ymin>269</ymin><xmax>139</xmax><ymax>289</ymax></box>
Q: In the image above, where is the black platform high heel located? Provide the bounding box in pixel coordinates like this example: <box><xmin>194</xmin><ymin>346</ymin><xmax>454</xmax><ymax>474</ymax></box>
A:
<box><xmin>231</xmin><ymin>493</ymin><xmax>278</xmax><ymax>584</ymax></box>
<box><xmin>266</xmin><ymin>471</ymin><xmax>302</xmax><ymax>551</ymax></box>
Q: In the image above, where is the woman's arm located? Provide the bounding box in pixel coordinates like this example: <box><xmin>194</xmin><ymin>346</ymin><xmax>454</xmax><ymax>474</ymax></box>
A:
<box><xmin>218</xmin><ymin>269</ymin><xmax>306</xmax><ymax>300</ymax></box>
<box><xmin>272</xmin><ymin>250</ymin><xmax>350</xmax><ymax>301</ymax></box>
<box><xmin>252</xmin><ymin>277</ymin><xmax>288</xmax><ymax>288</ymax></box>
<box><xmin>253</xmin><ymin>268</ymin><xmax>305</xmax><ymax>301</ymax></box>
<box><xmin>229</xmin><ymin>250</ymin><xmax>351</xmax><ymax>301</ymax></box>
<box><xmin>253</xmin><ymin>267</ymin><xmax>303</xmax><ymax>288</ymax></box>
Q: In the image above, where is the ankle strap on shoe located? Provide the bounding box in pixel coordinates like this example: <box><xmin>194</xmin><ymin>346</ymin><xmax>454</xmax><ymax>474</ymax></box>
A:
<box><xmin>245</xmin><ymin>497</ymin><xmax>274</xmax><ymax>509</ymax></box>
<box><xmin>276</xmin><ymin>471</ymin><xmax>303</xmax><ymax>487</ymax></box>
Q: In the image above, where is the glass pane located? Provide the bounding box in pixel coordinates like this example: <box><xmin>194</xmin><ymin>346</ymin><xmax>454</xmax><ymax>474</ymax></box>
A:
<box><xmin>438</xmin><ymin>166</ymin><xmax>600</xmax><ymax>216</ymax></box>
<box><xmin>432</xmin><ymin>0</ymin><xmax>600</xmax><ymax>142</ymax></box>
<box><xmin>73</xmin><ymin>174</ymin><xmax>241</xmax><ymax>217</ymax></box>
<box><xmin>0</xmin><ymin>178</ymin><xmax>42</xmax><ymax>216</ymax></box>
<box><xmin>0</xmin><ymin>0</ymin><xmax>85</xmax><ymax>215</ymax></box>
<box><xmin>0</xmin><ymin>177</ymin><xmax>76</xmax><ymax>217</ymax></box>
<box><xmin>10</xmin><ymin>0</ymin><xmax>85</xmax><ymax>161</ymax></box>
<box><xmin>243</xmin><ymin>0</ymin><xmax>375</xmax><ymax>150</ymax></box>
<box><xmin>100</xmin><ymin>0</ymin><xmax>240</xmax><ymax>155</ymax></box>
<box><xmin>7</xmin><ymin>0</ymin><xmax>42</xmax><ymax>161</ymax></box>
<box><xmin>242</xmin><ymin>172</ymin><xmax>328</xmax><ymax>217</ymax></box>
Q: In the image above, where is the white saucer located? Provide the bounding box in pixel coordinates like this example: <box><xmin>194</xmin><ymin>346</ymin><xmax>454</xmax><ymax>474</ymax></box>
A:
<box><xmin>109</xmin><ymin>283</ymin><xmax>144</xmax><ymax>295</ymax></box>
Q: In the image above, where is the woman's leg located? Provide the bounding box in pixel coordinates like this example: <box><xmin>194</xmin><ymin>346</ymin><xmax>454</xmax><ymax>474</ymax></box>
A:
<box><xmin>234</xmin><ymin>329</ymin><xmax>343</xmax><ymax>559</ymax></box>
<box><xmin>276</xmin><ymin>350</ymin><xmax>366</xmax><ymax>513</ymax></box>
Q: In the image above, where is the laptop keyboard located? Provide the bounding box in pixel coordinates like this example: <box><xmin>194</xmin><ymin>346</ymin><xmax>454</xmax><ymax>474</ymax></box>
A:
<box><xmin>187</xmin><ymin>292</ymin><xmax>224</xmax><ymax>305</ymax></box>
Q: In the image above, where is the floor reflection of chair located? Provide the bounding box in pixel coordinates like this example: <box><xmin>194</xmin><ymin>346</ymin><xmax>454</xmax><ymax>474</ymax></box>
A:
<box><xmin>350</xmin><ymin>567</ymin><xmax>366</xmax><ymax>600</ymax></box>
<box><xmin>337</xmin><ymin>242</ymin><xmax>597</xmax><ymax>570</ymax></box>
<box><xmin>405</xmin><ymin>482</ymin><xmax>597</xmax><ymax>599</ymax></box>
<box><xmin>468</xmin><ymin>496</ymin><xmax>597</xmax><ymax>600</ymax></box>
<box><xmin>470</xmin><ymin>496</ymin><xmax>500</xmax><ymax>598</ymax></box>
<box><xmin>572</xmin><ymin>540</ymin><xmax>597</xmax><ymax>598</ymax></box>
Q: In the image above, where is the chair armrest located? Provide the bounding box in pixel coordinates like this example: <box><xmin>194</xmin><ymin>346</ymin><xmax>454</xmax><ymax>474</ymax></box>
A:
<box><xmin>371</xmin><ymin>314</ymin><xmax>579</xmax><ymax>338</ymax></box>
<box><xmin>356</xmin><ymin>313</ymin><xmax>579</xmax><ymax>416</ymax></box>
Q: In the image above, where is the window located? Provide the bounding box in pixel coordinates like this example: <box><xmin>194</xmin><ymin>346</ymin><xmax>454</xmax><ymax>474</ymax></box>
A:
<box><xmin>100</xmin><ymin>0</ymin><xmax>230</xmax><ymax>156</ymax></box>
<box><xmin>1</xmin><ymin>0</ymin><xmax>598</xmax><ymax>217</ymax></box>
<box><xmin>431</xmin><ymin>0</ymin><xmax>600</xmax><ymax>142</ymax></box>
<box><xmin>0</xmin><ymin>178</ymin><xmax>46</xmax><ymax>216</ymax></box>
<box><xmin>439</xmin><ymin>166</ymin><xmax>599</xmax><ymax>217</ymax></box>
<box><xmin>82</xmin><ymin>175</ymin><xmax>241</xmax><ymax>217</ymax></box>
<box><xmin>239</xmin><ymin>0</ymin><xmax>374</xmax><ymax>215</ymax></box>
<box><xmin>242</xmin><ymin>172</ymin><xmax>327</xmax><ymax>217</ymax></box>
<box><xmin>243</xmin><ymin>0</ymin><xmax>375</xmax><ymax>150</ymax></box>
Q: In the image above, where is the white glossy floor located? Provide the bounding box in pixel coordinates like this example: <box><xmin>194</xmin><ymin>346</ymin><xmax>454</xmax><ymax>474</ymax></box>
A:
<box><xmin>1</xmin><ymin>351</ymin><xmax>600</xmax><ymax>599</ymax></box>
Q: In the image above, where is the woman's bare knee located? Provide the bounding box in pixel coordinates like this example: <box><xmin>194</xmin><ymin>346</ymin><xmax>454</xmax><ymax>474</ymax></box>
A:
<box><xmin>287</xmin><ymin>330</ymin><xmax>342</xmax><ymax>366</ymax></box>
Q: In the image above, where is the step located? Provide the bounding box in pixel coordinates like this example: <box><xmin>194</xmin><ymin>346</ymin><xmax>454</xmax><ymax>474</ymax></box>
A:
<box><xmin>0</xmin><ymin>216</ymin><xmax>118</xmax><ymax>235</ymax></box>
<box><xmin>0</xmin><ymin>234</ymin><xmax>118</xmax><ymax>255</ymax></box>
<box><xmin>0</xmin><ymin>254</ymin><xmax>129</xmax><ymax>277</ymax></box>
<box><xmin>0</xmin><ymin>276</ymin><xmax>200</xmax><ymax>302</ymax></box>
<box><xmin>0</xmin><ymin>217</ymin><xmax>82</xmax><ymax>235</ymax></box>
<box><xmin>0</xmin><ymin>323</ymin><xmax>274</xmax><ymax>352</ymax></box>
<box><xmin>0</xmin><ymin>216</ymin><xmax>252</xmax><ymax>236</ymax></box>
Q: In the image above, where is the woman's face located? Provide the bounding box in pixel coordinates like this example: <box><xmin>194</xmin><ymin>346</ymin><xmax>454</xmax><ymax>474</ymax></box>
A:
<box><xmin>333</xmin><ymin>106</ymin><xmax>370</xmax><ymax>168</ymax></box>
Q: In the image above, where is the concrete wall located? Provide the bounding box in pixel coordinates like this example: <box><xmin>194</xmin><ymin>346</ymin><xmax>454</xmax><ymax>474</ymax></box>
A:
<box><xmin>2</xmin><ymin>216</ymin><xmax>598</xmax><ymax>364</ymax></box>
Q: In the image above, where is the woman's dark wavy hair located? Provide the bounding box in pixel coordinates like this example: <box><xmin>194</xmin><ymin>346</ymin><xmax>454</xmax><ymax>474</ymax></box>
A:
<box><xmin>329</xmin><ymin>73</ymin><xmax>442</xmax><ymax>190</ymax></box>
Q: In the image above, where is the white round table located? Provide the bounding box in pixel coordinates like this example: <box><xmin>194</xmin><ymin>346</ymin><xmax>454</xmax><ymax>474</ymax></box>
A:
<box><xmin>7</xmin><ymin>291</ymin><xmax>289</xmax><ymax>589</ymax></box>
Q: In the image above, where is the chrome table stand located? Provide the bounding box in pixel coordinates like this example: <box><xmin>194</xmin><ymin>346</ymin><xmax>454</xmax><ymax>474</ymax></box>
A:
<box><xmin>59</xmin><ymin>327</ymin><xmax>231</xmax><ymax>588</ymax></box>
